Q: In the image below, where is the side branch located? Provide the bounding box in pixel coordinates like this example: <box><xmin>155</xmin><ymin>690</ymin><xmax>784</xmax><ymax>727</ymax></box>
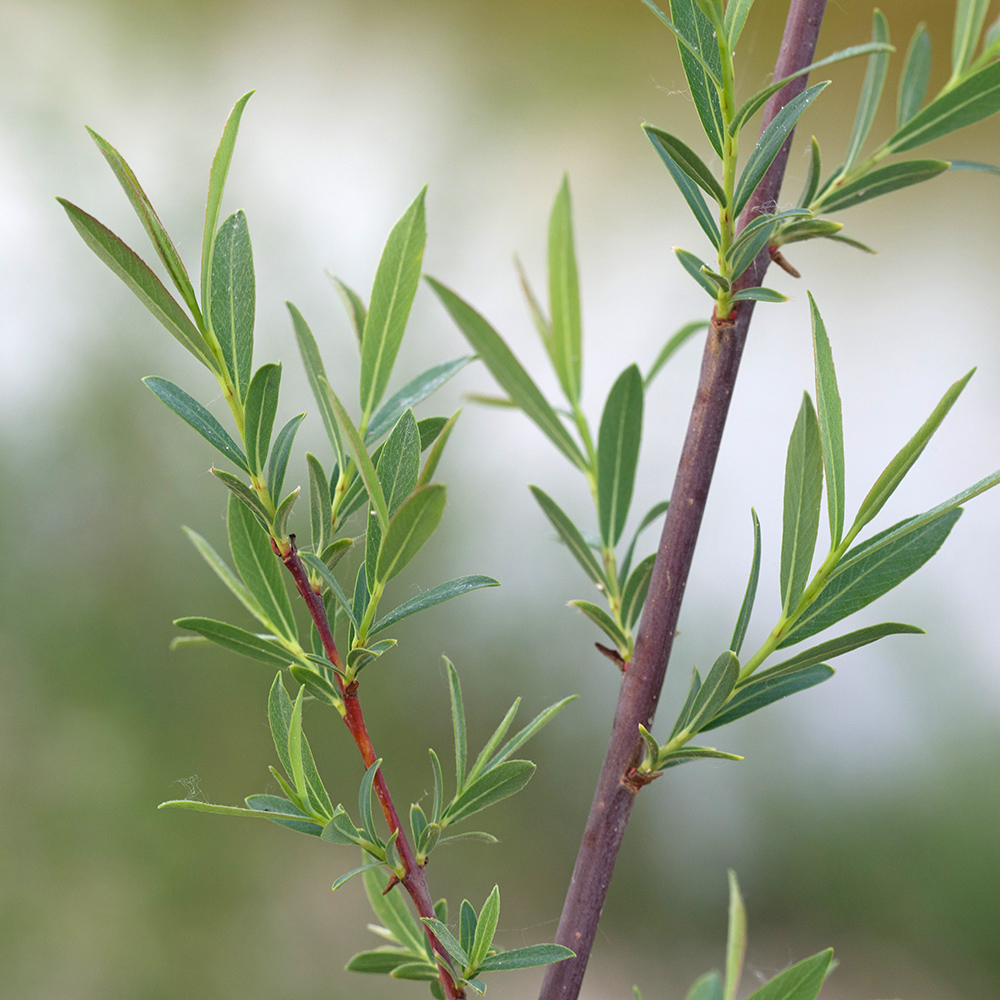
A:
<box><xmin>537</xmin><ymin>3</ymin><xmax>829</xmax><ymax>999</ymax></box>
<box><xmin>278</xmin><ymin>536</ymin><xmax>465</xmax><ymax>1000</ymax></box>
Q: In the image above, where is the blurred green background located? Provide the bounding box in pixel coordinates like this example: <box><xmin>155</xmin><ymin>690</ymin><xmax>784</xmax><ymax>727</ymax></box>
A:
<box><xmin>2</xmin><ymin>1</ymin><xmax>1000</xmax><ymax>997</ymax></box>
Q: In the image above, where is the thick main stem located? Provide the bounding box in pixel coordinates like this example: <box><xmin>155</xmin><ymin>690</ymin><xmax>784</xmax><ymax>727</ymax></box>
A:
<box><xmin>279</xmin><ymin>538</ymin><xmax>464</xmax><ymax>1000</ymax></box>
<box><xmin>537</xmin><ymin>3</ymin><xmax>828</xmax><ymax>998</ymax></box>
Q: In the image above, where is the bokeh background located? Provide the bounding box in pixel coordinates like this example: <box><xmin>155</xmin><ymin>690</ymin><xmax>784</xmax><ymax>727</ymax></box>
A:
<box><xmin>2</xmin><ymin>1</ymin><xmax>1000</xmax><ymax>997</ymax></box>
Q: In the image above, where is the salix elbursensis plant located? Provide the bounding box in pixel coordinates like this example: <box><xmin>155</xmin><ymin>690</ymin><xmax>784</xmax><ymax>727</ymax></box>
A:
<box><xmin>427</xmin><ymin>2</ymin><xmax>1000</xmax><ymax>998</ymax></box>
<box><xmin>59</xmin><ymin>94</ymin><xmax>578</xmax><ymax>1000</ymax></box>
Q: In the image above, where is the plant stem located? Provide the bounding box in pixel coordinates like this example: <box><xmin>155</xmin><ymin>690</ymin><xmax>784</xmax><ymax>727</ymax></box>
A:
<box><xmin>278</xmin><ymin>536</ymin><xmax>465</xmax><ymax>1000</ymax></box>
<box><xmin>537</xmin><ymin>3</ymin><xmax>828</xmax><ymax>998</ymax></box>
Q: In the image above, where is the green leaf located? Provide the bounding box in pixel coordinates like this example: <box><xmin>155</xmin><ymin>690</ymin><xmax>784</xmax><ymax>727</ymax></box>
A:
<box><xmin>376</xmin><ymin>483</ymin><xmax>446</xmax><ymax>584</ymax></box>
<box><xmin>157</xmin><ymin>798</ymin><xmax>321</xmax><ymax>834</ymax></box>
<box><xmin>470</xmin><ymin>885</ymin><xmax>500</xmax><ymax>970</ymax></box>
<box><xmin>798</xmin><ymin>136</ymin><xmax>822</xmax><ymax>208</ymax></box>
<box><xmin>426</xmin><ymin>277</ymin><xmax>587</xmax><ymax>470</ymax></box>
<box><xmin>514</xmin><ymin>253</ymin><xmax>552</xmax><ymax>354</ymax></box>
<box><xmin>323</xmin><ymin>377</ymin><xmax>390</xmax><ymax>532</ymax></box>
<box><xmin>724</xmin><ymin>871</ymin><xmax>747</xmax><ymax>1000</ymax></box>
<box><xmin>376</xmin><ymin>409</ymin><xmax>421</xmax><ymax>519</ymax></box>
<box><xmin>420</xmin><ymin>918</ymin><xmax>470</xmax><ymax>970</ymax></box>
<box><xmin>210</xmin><ymin>210</ymin><xmax>255</xmax><ymax>401</ymax></box>
<box><xmin>619</xmin><ymin>499</ymin><xmax>669</xmax><ymax>586</ymax></box>
<box><xmin>444</xmin><ymin>760</ymin><xmax>535</xmax><ymax>825</ymax></box>
<box><xmin>780</xmin><ymin>393</ymin><xmax>823</xmax><ymax>614</ymax></box>
<box><xmin>621</xmin><ymin>554</ymin><xmax>656</xmax><ymax>631</ymax></box>
<box><xmin>444</xmin><ymin>657</ymin><xmax>467</xmax><ymax>795</ymax></box>
<box><xmin>332</xmin><ymin>862</ymin><xmax>385</xmax><ymax>893</ymax></box>
<box><xmin>321</xmin><ymin>537</ymin><xmax>354</xmax><ymax>572</ymax></box>
<box><xmin>674</xmin><ymin>247</ymin><xmax>723</xmax><ymax>298</ymax></box>
<box><xmin>211</xmin><ymin>468</ymin><xmax>271</xmax><ymax>529</ymax></box>
<box><xmin>202</xmin><ymin>92</ymin><xmax>254</xmax><ymax>317</ymax></box>
<box><xmin>658</xmin><ymin>745</ymin><xmax>744</xmax><ymax>768</ymax></box>
<box><xmin>358</xmin><ymin>758</ymin><xmax>383</xmax><ymax>847</ymax></box>
<box><xmin>765</xmin><ymin>621</ymin><xmax>924</xmax><ymax>676</ymax></box>
<box><xmin>568</xmin><ymin>600</ymin><xmax>630</xmax><ymax>657</ymax></box>
<box><xmin>143</xmin><ymin>376</ymin><xmax>248</xmax><ymax>472</ymax></box>
<box><xmin>743</xmin><ymin>949</ymin><xmax>832</xmax><ymax>1000</ymax></box>
<box><xmin>548</xmin><ymin>175</ymin><xmax>583</xmax><ymax>405</ymax></box>
<box><xmin>244</xmin><ymin>794</ymin><xmax>324</xmax><ymax>836</ymax></box>
<box><xmin>948</xmin><ymin>159</ymin><xmax>1000</xmax><ymax>173</ymax></box>
<box><xmin>291</xmin><ymin>663</ymin><xmax>343</xmax><ymax>705</ymax></box>
<box><xmin>345</xmin><ymin>949</ymin><xmax>416</xmax><ymax>975</ymax></box>
<box><xmin>660</xmin><ymin>0</ymin><xmax>725</xmax><ymax>156</ymax></box>
<box><xmin>686</xmin><ymin>971</ymin><xmax>724</xmax><ymax>1000</ymax></box>
<box><xmin>267</xmin><ymin>413</ymin><xmax>305</xmax><ymax>503</ymax></box>
<box><xmin>363</xmin><ymin>863</ymin><xmax>427</xmax><ymax>955</ymax></box>
<box><xmin>346</xmin><ymin>639</ymin><xmax>396</xmax><ymax>674</ymax></box>
<box><xmin>183</xmin><ymin>526</ymin><xmax>269</xmax><ymax>626</ymax></box>
<box><xmin>485</xmin><ymin>695</ymin><xmax>577</xmax><ymax>772</ymax></box>
<box><xmin>286</xmin><ymin>689</ymin><xmax>333</xmax><ymax>821</ymax></box>
<box><xmin>889</xmin><ymin>60</ymin><xmax>1000</xmax><ymax>153</ymax></box>
<box><xmin>268</xmin><ymin>672</ymin><xmax>295</xmax><ymax>780</ymax></box>
<box><xmin>329</xmin><ymin>275</ymin><xmax>367</xmax><ymax>351</ymax></box>
<box><xmin>302</xmin><ymin>553</ymin><xmax>360</xmax><ymax>630</ymax></box>
<box><xmin>365</xmin><ymin>357</ymin><xmax>473</xmax><ymax>445</ymax></box>
<box><xmin>418</xmin><ymin>409</ymin><xmax>461</xmax><ymax>487</ymax></box>
<box><xmin>351</xmin><ymin>564</ymin><xmax>370</xmax><ymax>645</ymax></box>
<box><xmin>86</xmin><ymin>127</ymin><xmax>200</xmax><ymax>319</ymax></box>
<box><xmin>733</xmin><ymin>82</ymin><xmax>829</xmax><ymax>217</ymax></box>
<box><xmin>727</xmin><ymin>209</ymin><xmax>810</xmax><ymax>281</ymax></box>
<box><xmin>774</xmin><ymin>219</ymin><xmax>844</xmax><ymax>245</ymax></box>
<box><xmin>898</xmin><ymin>24</ymin><xmax>932</xmax><ymax>127</ymax></box>
<box><xmin>410</xmin><ymin>803</ymin><xmax>428</xmax><ymax>850</ymax></box>
<box><xmin>529</xmin><ymin>486</ymin><xmax>606</xmax><ymax>588</ymax></box>
<box><xmin>808</xmin><ymin>295</ymin><xmax>845</xmax><ymax>546</ymax></box>
<box><xmin>645</xmin><ymin>321</ymin><xmax>707</xmax><ymax>388</ymax></box>
<box><xmin>467</xmin><ymin>699</ymin><xmax>521</xmax><ymax>788</ymax></box>
<box><xmin>287</xmin><ymin>302</ymin><xmax>344</xmax><ymax>468</ymax></box>
<box><xmin>952</xmin><ymin>0</ymin><xmax>990</xmax><ymax>79</ymax></box>
<box><xmin>243</xmin><ymin>362</ymin><xmax>282</xmax><ymax>479</ymax></box>
<box><xmin>669</xmin><ymin>666</ymin><xmax>702</xmax><ymax>740</ymax></box>
<box><xmin>476</xmin><ymin>944</ymin><xmax>575</xmax><ymax>973</ymax></box>
<box><xmin>851</xmin><ymin>369</ymin><xmax>974</xmax><ymax>534</ymax></box>
<box><xmin>730</xmin><ymin>286</ymin><xmax>788</xmax><ymax>303</ymax></box>
<box><xmin>307</xmin><ymin>453</ymin><xmax>331</xmax><ymax>556</ymax></box>
<box><xmin>436</xmin><ymin>831</ymin><xmax>498</xmax><ymax>849</ymax></box>
<box><xmin>359</xmin><ymin>188</ymin><xmax>427</xmax><ymax>420</ymax></box>
<box><xmin>843</xmin><ymin>11</ymin><xmax>890</xmax><ymax>173</ymax></box>
<box><xmin>460</xmin><ymin>900</ymin><xmax>478</xmax><ymax>960</ymax></box>
<box><xmin>730</xmin><ymin>44</ymin><xmax>894</xmax><ymax>138</ymax></box>
<box><xmin>724</xmin><ymin>0</ymin><xmax>755</xmax><ymax>47</ymax></box>
<box><xmin>643</xmin><ymin>126</ymin><xmax>721</xmax><ymax>248</ymax></box>
<box><xmin>429</xmin><ymin>748</ymin><xmax>445</xmax><ymax>825</ymax></box>
<box><xmin>820</xmin><ymin>159</ymin><xmax>950</xmax><ymax>213</ymax></box>
<box><xmin>173</xmin><ymin>617</ymin><xmax>296</xmax><ymax>668</ymax></box>
<box><xmin>371</xmin><ymin>576</ymin><xmax>500</xmax><ymax>635</ymax></box>
<box><xmin>781</xmin><ymin>510</ymin><xmax>962</xmax><ymax>647</ymax></box>
<box><xmin>596</xmin><ymin>364</ymin><xmax>644</xmax><ymax>546</ymax></box>
<box><xmin>640</xmin><ymin>127</ymin><xmax>725</xmax><ymax>204</ymax></box>
<box><xmin>730</xmin><ymin>509</ymin><xmax>761</xmax><ymax>656</ymax></box>
<box><xmin>227</xmin><ymin>493</ymin><xmax>297</xmax><ymax>642</ymax></box>
<box><xmin>684</xmin><ymin>651</ymin><xmax>740</xmax><ymax>735</ymax></box>
<box><xmin>58</xmin><ymin>199</ymin><xmax>216</xmax><ymax>371</ymax></box>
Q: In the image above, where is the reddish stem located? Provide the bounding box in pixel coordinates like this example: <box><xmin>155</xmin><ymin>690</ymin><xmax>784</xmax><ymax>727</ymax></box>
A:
<box><xmin>537</xmin><ymin>3</ymin><xmax>829</xmax><ymax>998</ymax></box>
<box><xmin>277</xmin><ymin>536</ymin><xmax>464</xmax><ymax>1000</ymax></box>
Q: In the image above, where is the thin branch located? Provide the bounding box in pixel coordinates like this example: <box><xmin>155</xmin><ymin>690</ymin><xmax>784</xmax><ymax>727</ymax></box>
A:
<box><xmin>537</xmin><ymin>3</ymin><xmax>829</xmax><ymax>998</ymax></box>
<box><xmin>278</xmin><ymin>536</ymin><xmax>465</xmax><ymax>1000</ymax></box>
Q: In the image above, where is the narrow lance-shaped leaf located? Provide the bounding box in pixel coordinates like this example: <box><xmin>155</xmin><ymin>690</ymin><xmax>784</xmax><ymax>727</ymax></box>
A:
<box><xmin>798</xmin><ymin>136</ymin><xmax>822</xmax><ymax>208</ymax></box>
<box><xmin>183</xmin><ymin>526</ymin><xmax>270</xmax><ymax>627</ymax></box>
<box><xmin>703</xmin><ymin>664</ymin><xmax>834</xmax><ymax>731</ymax></box>
<box><xmin>850</xmin><ymin>369</ymin><xmax>974</xmax><ymax>535</ymax></box>
<box><xmin>725</xmin><ymin>0</ymin><xmax>755</xmax><ymax>47</ymax></box>
<box><xmin>143</xmin><ymin>376</ymin><xmax>249</xmax><ymax>472</ymax></box>
<box><xmin>730</xmin><ymin>509</ymin><xmax>761</xmax><ymax>656</ymax></box>
<box><xmin>476</xmin><ymin>944</ymin><xmax>575</xmax><ymax>973</ymax></box>
<box><xmin>444</xmin><ymin>759</ymin><xmax>536</xmax><ymax>825</ymax></box>
<box><xmin>371</xmin><ymin>576</ymin><xmax>500</xmax><ymax>635</ymax></box>
<box><xmin>328</xmin><ymin>274</ymin><xmax>367</xmax><ymax>351</ymax></box>
<box><xmin>898</xmin><ymin>24</ymin><xmax>932</xmax><ymax>127</ymax></box>
<box><xmin>842</xmin><ymin>10</ymin><xmax>890</xmax><ymax>173</ymax></box>
<box><xmin>764</xmin><ymin>621</ymin><xmax>924</xmax><ymax>676</ymax></box>
<box><xmin>445</xmin><ymin>657</ymin><xmax>467</xmax><ymax>795</ymax></box>
<box><xmin>733</xmin><ymin>82</ymin><xmax>829</xmax><ymax>217</ymax></box>
<box><xmin>818</xmin><ymin>159</ymin><xmax>950</xmax><ymax>214</ymax></box>
<box><xmin>514</xmin><ymin>253</ymin><xmax>552</xmax><ymax>355</ymax></box>
<box><xmin>420</xmin><ymin>918</ymin><xmax>470</xmax><ymax>971</ymax></box>
<box><xmin>212</xmin><ymin>468</ymin><xmax>270</xmax><ymax>530</ymax></box>
<box><xmin>743</xmin><ymin>948</ymin><xmax>832</xmax><ymax>1000</ymax></box>
<box><xmin>202</xmin><ymin>92</ymin><xmax>254</xmax><ymax>320</ymax></box>
<box><xmin>301</xmin><ymin>553</ymin><xmax>361</xmax><ymax>630</ymax></box>
<box><xmin>643</xmin><ymin>125</ymin><xmax>721</xmax><ymax>249</ymax></box>
<box><xmin>952</xmin><ymin>0</ymin><xmax>990</xmax><ymax>80</ymax></box>
<box><xmin>375</xmin><ymin>409</ymin><xmax>420</xmax><ymax>519</ymax></box>
<box><xmin>889</xmin><ymin>60</ymin><xmax>1000</xmax><ymax>153</ymax></box>
<box><xmin>358</xmin><ymin>758</ymin><xmax>383</xmax><ymax>847</ymax></box>
<box><xmin>471</xmin><ymin>885</ymin><xmax>500</xmax><ymax>971</ymax></box>
<box><xmin>426</xmin><ymin>277</ymin><xmax>587</xmax><ymax>470</ymax></box>
<box><xmin>210</xmin><ymin>210</ymin><xmax>255</xmax><ymax>401</ymax></box>
<box><xmin>548</xmin><ymin>175</ymin><xmax>583</xmax><ymax>405</ymax></box>
<box><xmin>307</xmin><ymin>452</ymin><xmax>331</xmax><ymax>555</ymax></box>
<box><xmin>686</xmin><ymin>972</ymin><xmax>724</xmax><ymax>1000</ymax></box>
<box><xmin>418</xmin><ymin>409</ymin><xmax>460</xmax><ymax>487</ymax></box>
<box><xmin>287</xmin><ymin>302</ymin><xmax>344</xmax><ymax>468</ymax></box>
<box><xmin>724</xmin><ymin>871</ymin><xmax>747</xmax><ymax>1000</ymax></box>
<box><xmin>597</xmin><ymin>364</ymin><xmax>644</xmax><ymax>546</ymax></box>
<box><xmin>58</xmin><ymin>199</ymin><xmax>216</xmax><ymax>371</ymax></box>
<box><xmin>640</xmin><ymin>127</ymin><xmax>725</xmax><ymax>204</ymax></box>
<box><xmin>86</xmin><ymin>127</ymin><xmax>201</xmax><ymax>318</ymax></box>
<box><xmin>684</xmin><ymin>651</ymin><xmax>740</xmax><ymax>735</ymax></box>
<box><xmin>529</xmin><ymin>486</ymin><xmax>606</xmax><ymax>588</ymax></box>
<box><xmin>730</xmin><ymin>287</ymin><xmax>788</xmax><ymax>304</ymax></box>
<box><xmin>268</xmin><ymin>413</ymin><xmax>305</xmax><ymax>501</ymax></box>
<box><xmin>619</xmin><ymin>499</ymin><xmax>669</xmax><ymax>585</ymax></box>
<box><xmin>174</xmin><ymin>617</ymin><xmax>298</xmax><ymax>669</ymax></box>
<box><xmin>569</xmin><ymin>600</ymin><xmax>631</xmax><ymax>657</ymax></box>
<box><xmin>375</xmin><ymin>483</ymin><xmax>446</xmax><ymax>584</ymax></box>
<box><xmin>645</xmin><ymin>321</ymin><xmax>707</xmax><ymax>388</ymax></box>
<box><xmin>808</xmin><ymin>294</ymin><xmax>845</xmax><ymax>546</ymax></box>
<box><xmin>485</xmin><ymin>695</ymin><xmax>577</xmax><ymax>771</ymax></box>
<box><xmin>359</xmin><ymin>187</ymin><xmax>427</xmax><ymax>421</ymax></box>
<box><xmin>622</xmin><ymin>553</ymin><xmax>656</xmax><ymax>631</ymax></box>
<box><xmin>780</xmin><ymin>393</ymin><xmax>823</xmax><ymax>614</ymax></box>
<box><xmin>674</xmin><ymin>247</ymin><xmax>723</xmax><ymax>298</ymax></box>
<box><xmin>243</xmin><ymin>362</ymin><xmax>281</xmax><ymax>478</ymax></box>
<box><xmin>460</xmin><ymin>900</ymin><xmax>478</xmax><ymax>960</ymax></box>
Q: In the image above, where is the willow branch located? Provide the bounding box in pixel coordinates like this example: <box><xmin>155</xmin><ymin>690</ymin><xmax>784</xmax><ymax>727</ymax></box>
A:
<box><xmin>537</xmin><ymin>3</ymin><xmax>829</xmax><ymax>998</ymax></box>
